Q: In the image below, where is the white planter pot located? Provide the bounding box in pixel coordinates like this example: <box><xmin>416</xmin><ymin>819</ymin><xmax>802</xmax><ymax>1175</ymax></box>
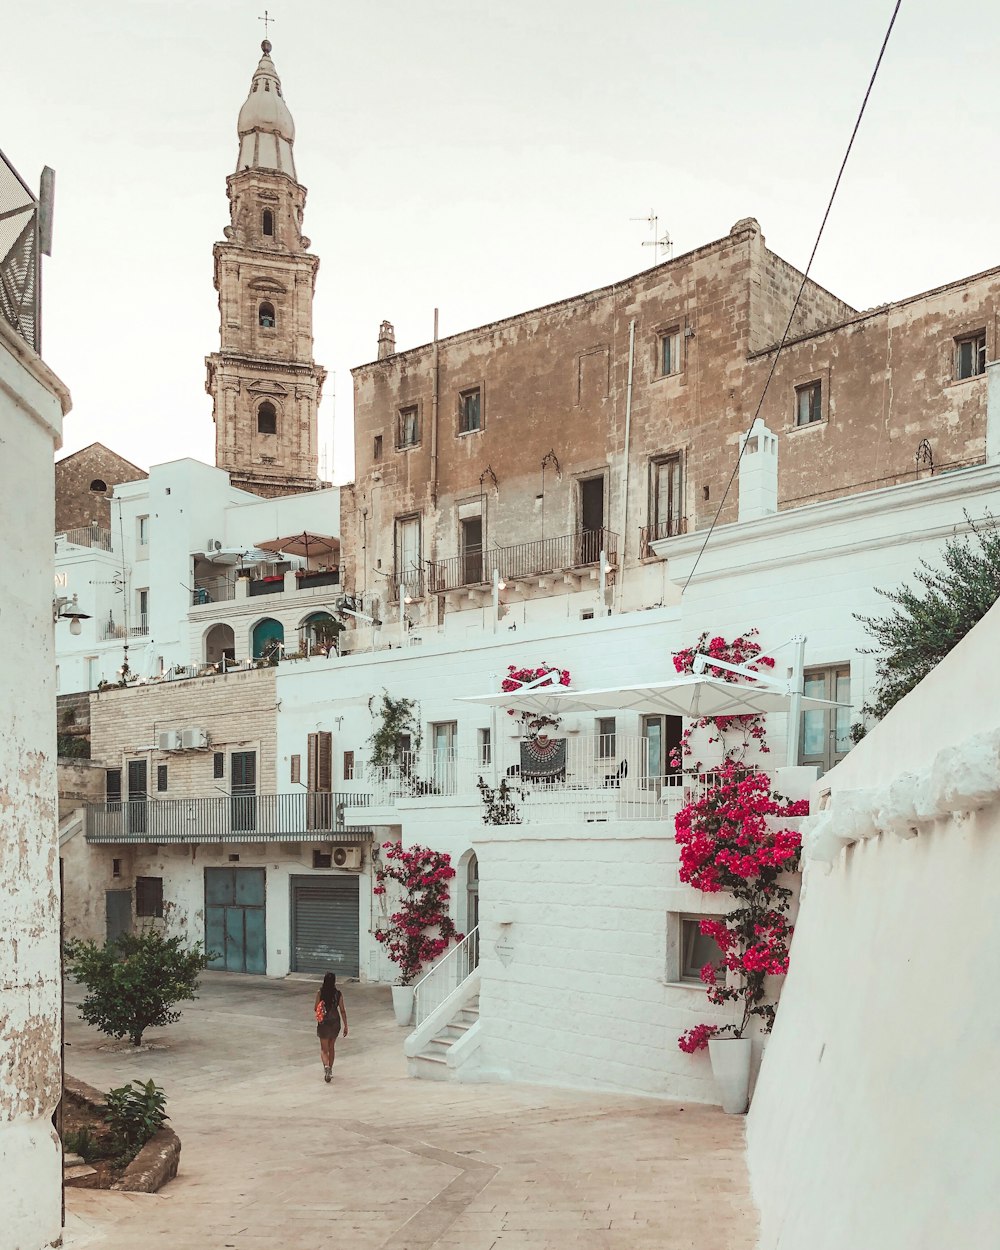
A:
<box><xmin>708</xmin><ymin>1036</ymin><xmax>752</xmax><ymax>1114</ymax></box>
<box><xmin>391</xmin><ymin>984</ymin><xmax>414</xmax><ymax>1027</ymax></box>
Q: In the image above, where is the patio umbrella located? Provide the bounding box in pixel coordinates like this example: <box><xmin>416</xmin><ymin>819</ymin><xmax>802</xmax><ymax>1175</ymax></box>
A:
<box><xmin>256</xmin><ymin>532</ymin><xmax>340</xmax><ymax>566</ymax></box>
<box><xmin>458</xmin><ymin>674</ymin><xmax>844</xmax><ymax>718</ymax></box>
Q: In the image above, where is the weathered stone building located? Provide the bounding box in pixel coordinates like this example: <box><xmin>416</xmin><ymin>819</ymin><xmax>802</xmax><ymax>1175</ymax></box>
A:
<box><xmin>205</xmin><ymin>40</ymin><xmax>327</xmax><ymax>499</ymax></box>
<box><xmin>343</xmin><ymin>217</ymin><xmax>999</xmax><ymax>629</ymax></box>
<box><xmin>54</xmin><ymin>440</ymin><xmax>145</xmax><ymax>533</ymax></box>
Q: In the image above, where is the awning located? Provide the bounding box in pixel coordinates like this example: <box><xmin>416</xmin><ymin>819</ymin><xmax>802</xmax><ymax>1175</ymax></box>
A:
<box><xmin>458</xmin><ymin>674</ymin><xmax>845</xmax><ymax>718</ymax></box>
<box><xmin>256</xmin><ymin>531</ymin><xmax>340</xmax><ymax>563</ymax></box>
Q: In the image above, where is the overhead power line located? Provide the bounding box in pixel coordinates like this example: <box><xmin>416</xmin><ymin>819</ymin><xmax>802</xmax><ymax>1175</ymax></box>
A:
<box><xmin>681</xmin><ymin>0</ymin><xmax>904</xmax><ymax>595</ymax></box>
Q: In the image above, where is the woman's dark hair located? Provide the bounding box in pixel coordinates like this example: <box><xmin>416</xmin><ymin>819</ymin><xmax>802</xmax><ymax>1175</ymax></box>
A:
<box><xmin>320</xmin><ymin>971</ymin><xmax>338</xmax><ymax>1012</ymax></box>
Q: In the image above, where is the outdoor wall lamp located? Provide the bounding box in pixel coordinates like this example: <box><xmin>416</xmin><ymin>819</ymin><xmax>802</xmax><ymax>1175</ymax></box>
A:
<box><xmin>53</xmin><ymin>593</ymin><xmax>91</xmax><ymax>635</ymax></box>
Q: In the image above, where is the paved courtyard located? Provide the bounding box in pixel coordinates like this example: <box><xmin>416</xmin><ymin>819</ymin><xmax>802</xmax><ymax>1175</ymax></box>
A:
<box><xmin>63</xmin><ymin>973</ymin><xmax>756</xmax><ymax>1250</ymax></box>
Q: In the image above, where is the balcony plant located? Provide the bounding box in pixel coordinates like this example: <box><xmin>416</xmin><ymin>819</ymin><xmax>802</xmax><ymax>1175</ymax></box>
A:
<box><xmin>671</xmin><ymin>632</ymin><xmax>807</xmax><ymax>1113</ymax></box>
<box><xmin>501</xmin><ymin>663</ymin><xmax>571</xmax><ymax>737</ymax></box>
<box><xmin>372</xmin><ymin>842</ymin><xmax>462</xmax><ymax>1025</ymax></box>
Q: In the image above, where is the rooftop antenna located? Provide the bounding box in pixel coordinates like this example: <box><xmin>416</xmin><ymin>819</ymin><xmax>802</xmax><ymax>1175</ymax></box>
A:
<box><xmin>631</xmin><ymin>209</ymin><xmax>673</xmax><ymax>264</ymax></box>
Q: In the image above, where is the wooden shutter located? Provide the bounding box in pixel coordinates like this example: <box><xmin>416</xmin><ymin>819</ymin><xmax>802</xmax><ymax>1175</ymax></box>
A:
<box><xmin>307</xmin><ymin>732</ymin><xmax>333</xmax><ymax>831</ymax></box>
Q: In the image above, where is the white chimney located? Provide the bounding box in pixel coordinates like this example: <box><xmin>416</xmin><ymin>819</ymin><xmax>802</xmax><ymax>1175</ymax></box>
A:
<box><xmin>738</xmin><ymin>418</ymin><xmax>778</xmax><ymax>521</ymax></box>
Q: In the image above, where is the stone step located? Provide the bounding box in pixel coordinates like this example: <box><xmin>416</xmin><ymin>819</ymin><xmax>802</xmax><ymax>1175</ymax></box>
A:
<box><xmin>64</xmin><ymin>1164</ymin><xmax>100</xmax><ymax>1189</ymax></box>
<box><xmin>63</xmin><ymin>1152</ymin><xmax>85</xmax><ymax>1168</ymax></box>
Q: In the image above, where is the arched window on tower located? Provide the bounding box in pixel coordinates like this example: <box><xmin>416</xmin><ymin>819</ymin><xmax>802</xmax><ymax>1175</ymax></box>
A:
<box><xmin>262</xmin><ymin>210</ymin><xmax>273</xmax><ymax>237</ymax></box>
<box><xmin>257</xmin><ymin>402</ymin><xmax>277</xmax><ymax>435</ymax></box>
<box><xmin>259</xmin><ymin>301</ymin><xmax>276</xmax><ymax>329</ymax></box>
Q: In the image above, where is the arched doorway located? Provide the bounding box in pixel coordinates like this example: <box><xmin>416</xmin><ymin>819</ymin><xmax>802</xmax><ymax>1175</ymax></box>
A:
<box><xmin>299</xmin><ymin>610</ymin><xmax>342</xmax><ymax>655</ymax></box>
<box><xmin>205</xmin><ymin>623</ymin><xmax>235</xmax><ymax>665</ymax></box>
<box><xmin>252</xmin><ymin>617</ymin><xmax>284</xmax><ymax>661</ymax></box>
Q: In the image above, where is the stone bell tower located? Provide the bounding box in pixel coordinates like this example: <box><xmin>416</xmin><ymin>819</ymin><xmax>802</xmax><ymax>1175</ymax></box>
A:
<box><xmin>206</xmin><ymin>39</ymin><xmax>327</xmax><ymax>497</ymax></box>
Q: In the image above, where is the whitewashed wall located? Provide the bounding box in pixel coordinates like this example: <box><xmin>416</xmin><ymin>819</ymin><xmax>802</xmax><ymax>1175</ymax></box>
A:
<box><xmin>746</xmin><ymin>599</ymin><xmax>1000</xmax><ymax>1249</ymax></box>
<box><xmin>0</xmin><ymin>320</ymin><xmax>69</xmax><ymax>1250</ymax></box>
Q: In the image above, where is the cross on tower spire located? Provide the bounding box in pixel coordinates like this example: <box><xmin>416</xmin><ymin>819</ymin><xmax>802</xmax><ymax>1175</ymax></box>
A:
<box><xmin>258</xmin><ymin>9</ymin><xmax>275</xmax><ymax>43</ymax></box>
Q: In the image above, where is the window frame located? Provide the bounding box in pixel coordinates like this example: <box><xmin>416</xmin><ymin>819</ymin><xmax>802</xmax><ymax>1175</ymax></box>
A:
<box><xmin>649</xmin><ymin>452</ymin><xmax>683</xmax><ymax>541</ymax></box>
<box><xmin>213</xmin><ymin>752</ymin><xmax>225</xmax><ymax>779</ymax></box>
<box><xmin>679</xmin><ymin>914</ymin><xmax>727</xmax><ymax>984</ymax></box>
<box><xmin>373</xmin><ymin>434</ymin><xmax>383</xmax><ymax>462</ymax></box>
<box><xmin>799</xmin><ymin>663</ymin><xmax>851</xmax><ymax>775</ymax></box>
<box><xmin>396</xmin><ymin>403</ymin><xmax>421</xmax><ymax>450</ymax></box>
<box><xmin>596</xmin><ymin>716</ymin><xmax>616</xmax><ymax>760</ymax></box>
<box><xmin>394</xmin><ymin>513</ymin><xmax>423</xmax><ymax>598</ymax></box>
<box><xmin>458</xmin><ymin>385</ymin><xmax>483</xmax><ymax>435</ymax></box>
<box><xmin>137</xmin><ymin>515</ymin><xmax>149</xmax><ymax>547</ymax></box>
<box><xmin>135</xmin><ymin>875</ymin><xmax>164</xmax><ymax>919</ymax></box>
<box><xmin>156</xmin><ymin>764</ymin><xmax>168</xmax><ymax>793</ymax></box>
<box><xmin>257</xmin><ymin>401</ymin><xmax>278</xmax><ymax>436</ymax></box>
<box><xmin>478</xmin><ymin>728</ymin><xmax>492</xmax><ymax>767</ymax></box>
<box><xmin>955</xmin><ymin>329</ymin><xmax>987</xmax><ymax>380</ymax></box>
<box><xmin>794</xmin><ymin>380</ymin><xmax>823</xmax><ymax>427</ymax></box>
<box><xmin>258</xmin><ymin>301</ymin><xmax>276</xmax><ymax>329</ymax></box>
<box><xmin>262</xmin><ymin>208</ymin><xmax>274</xmax><ymax>237</ymax></box>
<box><xmin>657</xmin><ymin>326</ymin><xmax>682</xmax><ymax>378</ymax></box>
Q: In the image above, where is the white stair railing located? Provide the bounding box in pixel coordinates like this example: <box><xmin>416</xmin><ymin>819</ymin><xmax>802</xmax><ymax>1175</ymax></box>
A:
<box><xmin>412</xmin><ymin>926</ymin><xmax>479</xmax><ymax>1027</ymax></box>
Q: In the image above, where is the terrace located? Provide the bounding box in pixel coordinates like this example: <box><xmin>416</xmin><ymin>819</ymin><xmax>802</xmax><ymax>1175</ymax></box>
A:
<box><xmin>424</xmin><ymin>527</ymin><xmax>618</xmax><ymax>598</ymax></box>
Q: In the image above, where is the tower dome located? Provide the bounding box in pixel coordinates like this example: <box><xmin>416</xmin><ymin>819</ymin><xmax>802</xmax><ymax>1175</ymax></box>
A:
<box><xmin>236</xmin><ymin>41</ymin><xmax>297</xmax><ymax>178</ymax></box>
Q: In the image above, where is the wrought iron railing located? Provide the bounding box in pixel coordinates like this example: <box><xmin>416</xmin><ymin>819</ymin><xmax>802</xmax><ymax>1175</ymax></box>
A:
<box><xmin>427</xmin><ymin>527</ymin><xmax>618</xmax><ymax>594</ymax></box>
<box><xmin>391</xmin><ymin>566</ymin><xmax>425</xmax><ymax>600</ymax></box>
<box><xmin>60</xmin><ymin>525</ymin><xmax>112</xmax><ymax>552</ymax></box>
<box><xmin>413</xmin><ymin>927</ymin><xmax>480</xmax><ymax>1026</ymax></box>
<box><xmin>639</xmin><ymin>516</ymin><xmax>687</xmax><ymax>558</ymax></box>
<box><xmin>0</xmin><ymin>148</ymin><xmax>42</xmax><ymax>351</ymax></box>
<box><xmin>85</xmin><ymin>790</ymin><xmax>372</xmax><ymax>843</ymax></box>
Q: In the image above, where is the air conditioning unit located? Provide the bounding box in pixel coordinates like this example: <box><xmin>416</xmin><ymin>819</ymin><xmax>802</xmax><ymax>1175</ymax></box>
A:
<box><xmin>157</xmin><ymin>730</ymin><xmax>182</xmax><ymax>751</ymax></box>
<box><xmin>205</xmin><ymin>537</ymin><xmax>223</xmax><ymax>553</ymax></box>
<box><xmin>332</xmin><ymin>846</ymin><xmax>362</xmax><ymax>870</ymax></box>
<box><xmin>181</xmin><ymin>727</ymin><xmax>209</xmax><ymax>749</ymax></box>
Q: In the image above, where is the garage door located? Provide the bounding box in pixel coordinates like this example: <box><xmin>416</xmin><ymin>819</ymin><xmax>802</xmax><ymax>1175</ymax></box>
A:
<box><xmin>290</xmin><ymin>875</ymin><xmax>360</xmax><ymax>977</ymax></box>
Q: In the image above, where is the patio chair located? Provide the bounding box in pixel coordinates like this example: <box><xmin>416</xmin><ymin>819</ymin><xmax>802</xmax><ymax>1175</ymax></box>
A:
<box><xmin>602</xmin><ymin>759</ymin><xmax>628</xmax><ymax>788</ymax></box>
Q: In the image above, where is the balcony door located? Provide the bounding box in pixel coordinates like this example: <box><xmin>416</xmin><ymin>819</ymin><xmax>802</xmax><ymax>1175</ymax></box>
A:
<box><xmin>126</xmin><ymin>759</ymin><xmax>147</xmax><ymax>834</ymax></box>
<box><xmin>460</xmin><ymin>516</ymin><xmax>484</xmax><ymax>586</ymax></box>
<box><xmin>231</xmin><ymin>750</ymin><xmax>257</xmax><ymax>833</ymax></box>
<box><xmin>307</xmin><ymin>731</ymin><xmax>333</xmax><ymax>831</ymax></box>
<box><xmin>394</xmin><ymin>514</ymin><xmax>422</xmax><ymax>598</ymax></box>
<box><xmin>578</xmin><ymin>476</ymin><xmax>605</xmax><ymax>565</ymax></box>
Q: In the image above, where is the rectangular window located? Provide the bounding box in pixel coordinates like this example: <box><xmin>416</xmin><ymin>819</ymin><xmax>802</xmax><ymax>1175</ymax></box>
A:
<box><xmin>156</xmin><ymin>764</ymin><xmax>168</xmax><ymax>792</ymax></box>
<box><xmin>135</xmin><ymin>876</ymin><xmax>164</xmax><ymax>919</ymax></box>
<box><xmin>343</xmin><ymin>750</ymin><xmax>355</xmax><ymax>781</ymax></box>
<box><xmin>312</xmin><ymin>849</ymin><xmax>333</xmax><ymax>869</ymax></box>
<box><xmin>397</xmin><ymin>405</ymin><xmax>420</xmax><ymax>449</ymax></box>
<box><xmin>136</xmin><ymin>588</ymin><xmax>149</xmax><ymax>634</ymax></box>
<box><xmin>458</xmin><ymin>386</ymin><xmax>482</xmax><ymax>434</ymax></box>
<box><xmin>137</xmin><ymin>515</ymin><xmax>149</xmax><ymax>546</ymax></box>
<box><xmin>799</xmin><ymin>664</ymin><xmax>851</xmax><ymax>775</ymax></box>
<box><xmin>597</xmin><ymin>716</ymin><xmax>616</xmax><ymax>760</ymax></box>
<box><xmin>659</xmin><ymin>328</ymin><xmax>681</xmax><ymax>377</ymax></box>
<box><xmin>795</xmin><ymin>381</ymin><xmax>823</xmax><ymax>427</ymax></box>
<box><xmin>460</xmin><ymin>515</ymin><xmax>484</xmax><ymax>585</ymax></box>
<box><xmin>430</xmin><ymin>721</ymin><xmax>457</xmax><ymax>792</ymax></box>
<box><xmin>478</xmin><ymin>728</ymin><xmax>492</xmax><ymax>767</ymax></box>
<box><xmin>650</xmin><ymin>453</ymin><xmax>682</xmax><ymax>541</ymax></box>
<box><xmin>373</xmin><ymin>434</ymin><xmax>383</xmax><ymax>461</ymax></box>
<box><xmin>956</xmin><ymin>330</ymin><xmax>987</xmax><ymax>379</ymax></box>
<box><xmin>394</xmin><ymin>514</ymin><xmax>422</xmax><ymax>598</ymax></box>
<box><xmin>112</xmin><ymin>858</ymin><xmax>121</xmax><ymax>879</ymax></box>
<box><xmin>213</xmin><ymin>752</ymin><xmax>225</xmax><ymax>779</ymax></box>
<box><xmin>290</xmin><ymin>754</ymin><xmax>301</xmax><ymax>785</ymax></box>
<box><xmin>308</xmin><ymin>731</ymin><xmax>333</xmax><ymax>793</ymax></box>
<box><xmin>106</xmin><ymin>768</ymin><xmax>122</xmax><ymax>807</ymax></box>
<box><xmin>680</xmin><ymin>916</ymin><xmax>726</xmax><ymax>983</ymax></box>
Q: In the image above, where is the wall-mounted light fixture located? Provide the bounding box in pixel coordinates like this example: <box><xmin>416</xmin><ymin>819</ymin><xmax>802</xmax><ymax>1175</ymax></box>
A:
<box><xmin>53</xmin><ymin>593</ymin><xmax>91</xmax><ymax>635</ymax></box>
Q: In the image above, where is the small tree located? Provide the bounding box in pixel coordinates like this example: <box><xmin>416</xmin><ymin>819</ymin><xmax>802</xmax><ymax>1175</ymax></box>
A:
<box><xmin>853</xmin><ymin>513</ymin><xmax>1000</xmax><ymax>737</ymax></box>
<box><xmin>65</xmin><ymin>929</ymin><xmax>212</xmax><ymax>1047</ymax></box>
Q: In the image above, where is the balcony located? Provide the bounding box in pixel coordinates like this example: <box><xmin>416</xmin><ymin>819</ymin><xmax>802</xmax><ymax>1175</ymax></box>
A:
<box><xmin>191</xmin><ymin>568</ymin><xmax>341</xmax><ymax>609</ymax></box>
<box><xmin>60</xmin><ymin>524</ymin><xmax>113</xmax><ymax>552</ymax></box>
<box><xmin>427</xmin><ymin>527</ymin><xmax>618</xmax><ymax>596</ymax></box>
<box><xmin>639</xmin><ymin>517</ymin><xmax>686</xmax><ymax>559</ymax></box>
<box><xmin>343</xmin><ymin>737</ymin><xmax>746</xmax><ymax>825</ymax></box>
<box><xmin>85</xmin><ymin>791</ymin><xmax>372</xmax><ymax>844</ymax></box>
<box><xmin>100</xmin><ymin>613</ymin><xmax>149</xmax><ymax>640</ymax></box>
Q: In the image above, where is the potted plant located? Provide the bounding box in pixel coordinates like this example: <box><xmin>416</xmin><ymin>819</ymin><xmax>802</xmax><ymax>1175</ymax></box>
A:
<box><xmin>372</xmin><ymin>842</ymin><xmax>462</xmax><ymax>1025</ymax></box>
<box><xmin>672</xmin><ymin>632</ymin><xmax>808</xmax><ymax>1113</ymax></box>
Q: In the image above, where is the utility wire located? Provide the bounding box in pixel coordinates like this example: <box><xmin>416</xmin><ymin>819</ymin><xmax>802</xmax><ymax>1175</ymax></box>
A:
<box><xmin>682</xmin><ymin>0</ymin><xmax>903</xmax><ymax>595</ymax></box>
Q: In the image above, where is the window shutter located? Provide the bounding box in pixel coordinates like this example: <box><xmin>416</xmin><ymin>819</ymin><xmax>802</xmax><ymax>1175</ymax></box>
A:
<box><xmin>307</xmin><ymin>732</ymin><xmax>333</xmax><ymax>793</ymax></box>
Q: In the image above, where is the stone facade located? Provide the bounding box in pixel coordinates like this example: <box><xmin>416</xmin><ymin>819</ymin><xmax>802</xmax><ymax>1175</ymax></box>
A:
<box><xmin>205</xmin><ymin>42</ymin><xmax>327</xmax><ymax>499</ymax></box>
<box><xmin>54</xmin><ymin>441</ymin><xmax>145</xmax><ymax>533</ymax></box>
<box><xmin>344</xmin><ymin>216</ymin><xmax>999</xmax><ymax>630</ymax></box>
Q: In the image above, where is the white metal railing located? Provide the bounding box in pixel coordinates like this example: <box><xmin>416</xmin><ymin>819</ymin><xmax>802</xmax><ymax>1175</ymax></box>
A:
<box><xmin>60</xmin><ymin>524</ymin><xmax>112</xmax><ymax>551</ymax></box>
<box><xmin>366</xmin><ymin>748</ymin><xmax>465</xmax><ymax>804</ymax></box>
<box><xmin>413</xmin><ymin>926</ymin><xmax>480</xmax><ymax>1026</ymax></box>
<box><xmin>100</xmin><ymin>613</ymin><xmax>148</xmax><ymax>640</ymax></box>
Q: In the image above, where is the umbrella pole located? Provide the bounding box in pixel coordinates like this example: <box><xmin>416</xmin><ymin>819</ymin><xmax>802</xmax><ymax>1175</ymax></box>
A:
<box><xmin>785</xmin><ymin>635</ymin><xmax>806</xmax><ymax>769</ymax></box>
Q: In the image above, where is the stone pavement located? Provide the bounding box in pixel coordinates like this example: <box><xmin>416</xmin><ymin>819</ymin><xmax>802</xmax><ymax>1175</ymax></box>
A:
<box><xmin>63</xmin><ymin>972</ymin><xmax>756</xmax><ymax>1249</ymax></box>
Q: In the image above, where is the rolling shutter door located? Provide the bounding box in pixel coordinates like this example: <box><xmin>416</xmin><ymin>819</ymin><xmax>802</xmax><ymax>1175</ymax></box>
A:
<box><xmin>291</xmin><ymin>875</ymin><xmax>360</xmax><ymax>976</ymax></box>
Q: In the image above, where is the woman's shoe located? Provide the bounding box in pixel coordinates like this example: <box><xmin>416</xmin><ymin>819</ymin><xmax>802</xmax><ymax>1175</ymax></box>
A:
<box><xmin>324</xmin><ymin>1066</ymin><xmax>332</xmax><ymax>1083</ymax></box>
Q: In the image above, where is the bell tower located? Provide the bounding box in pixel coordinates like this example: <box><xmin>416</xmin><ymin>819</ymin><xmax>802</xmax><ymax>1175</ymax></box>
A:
<box><xmin>206</xmin><ymin>40</ymin><xmax>327</xmax><ymax>497</ymax></box>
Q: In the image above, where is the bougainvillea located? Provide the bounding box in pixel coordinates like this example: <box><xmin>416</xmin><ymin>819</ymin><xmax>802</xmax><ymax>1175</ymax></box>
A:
<box><xmin>372</xmin><ymin>843</ymin><xmax>462</xmax><ymax>985</ymax></box>
<box><xmin>672</xmin><ymin>632</ymin><xmax>808</xmax><ymax>1053</ymax></box>
<box><xmin>671</xmin><ymin>629</ymin><xmax>775</xmax><ymax>770</ymax></box>
<box><xmin>501</xmin><ymin>663</ymin><xmax>571</xmax><ymax>736</ymax></box>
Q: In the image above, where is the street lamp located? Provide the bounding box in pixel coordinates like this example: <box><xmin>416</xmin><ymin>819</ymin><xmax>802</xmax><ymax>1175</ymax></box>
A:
<box><xmin>53</xmin><ymin>594</ymin><xmax>90</xmax><ymax>635</ymax></box>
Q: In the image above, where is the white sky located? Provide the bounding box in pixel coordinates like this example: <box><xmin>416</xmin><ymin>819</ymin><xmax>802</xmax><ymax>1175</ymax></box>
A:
<box><xmin>7</xmin><ymin>0</ymin><xmax>996</xmax><ymax>483</ymax></box>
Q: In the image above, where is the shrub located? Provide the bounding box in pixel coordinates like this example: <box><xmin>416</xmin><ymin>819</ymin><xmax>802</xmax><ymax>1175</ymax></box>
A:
<box><xmin>63</xmin><ymin>1127</ymin><xmax>101</xmax><ymax>1162</ymax></box>
<box><xmin>65</xmin><ymin>928</ymin><xmax>212</xmax><ymax>1046</ymax></box>
<box><xmin>104</xmin><ymin>1079</ymin><xmax>168</xmax><ymax>1160</ymax></box>
<box><xmin>372</xmin><ymin>843</ymin><xmax>461</xmax><ymax>984</ymax></box>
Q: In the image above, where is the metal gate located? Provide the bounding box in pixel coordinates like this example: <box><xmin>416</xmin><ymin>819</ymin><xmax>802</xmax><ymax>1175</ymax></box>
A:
<box><xmin>290</xmin><ymin>875</ymin><xmax>360</xmax><ymax>977</ymax></box>
<box><xmin>205</xmin><ymin>867</ymin><xmax>266</xmax><ymax>974</ymax></box>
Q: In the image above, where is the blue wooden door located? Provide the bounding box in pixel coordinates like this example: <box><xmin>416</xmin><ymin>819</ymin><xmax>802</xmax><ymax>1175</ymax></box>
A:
<box><xmin>205</xmin><ymin>867</ymin><xmax>266</xmax><ymax>973</ymax></box>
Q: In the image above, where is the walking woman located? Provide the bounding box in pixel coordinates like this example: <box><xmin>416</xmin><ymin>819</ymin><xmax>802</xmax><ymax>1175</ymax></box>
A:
<box><xmin>315</xmin><ymin>971</ymin><xmax>348</xmax><ymax>1082</ymax></box>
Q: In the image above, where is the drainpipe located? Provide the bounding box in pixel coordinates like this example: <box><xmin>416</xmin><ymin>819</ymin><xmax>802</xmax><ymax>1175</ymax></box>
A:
<box><xmin>430</xmin><ymin>310</ymin><xmax>440</xmax><ymax>617</ymax></box>
<box><xmin>785</xmin><ymin>635</ymin><xmax>806</xmax><ymax>769</ymax></box>
<box><xmin>615</xmin><ymin>318</ymin><xmax>637</xmax><ymax>613</ymax></box>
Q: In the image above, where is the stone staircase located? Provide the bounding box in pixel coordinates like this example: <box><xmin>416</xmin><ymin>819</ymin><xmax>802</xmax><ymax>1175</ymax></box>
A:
<box><xmin>408</xmin><ymin>993</ymin><xmax>480</xmax><ymax>1081</ymax></box>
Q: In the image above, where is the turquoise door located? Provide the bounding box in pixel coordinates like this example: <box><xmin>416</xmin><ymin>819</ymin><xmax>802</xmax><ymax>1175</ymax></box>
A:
<box><xmin>205</xmin><ymin>867</ymin><xmax>266</xmax><ymax>973</ymax></box>
<box><xmin>252</xmin><ymin>617</ymin><xmax>284</xmax><ymax>660</ymax></box>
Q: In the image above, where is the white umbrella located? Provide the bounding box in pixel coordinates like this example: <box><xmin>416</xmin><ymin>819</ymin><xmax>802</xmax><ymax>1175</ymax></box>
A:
<box><xmin>459</xmin><ymin>674</ymin><xmax>842</xmax><ymax>719</ymax></box>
